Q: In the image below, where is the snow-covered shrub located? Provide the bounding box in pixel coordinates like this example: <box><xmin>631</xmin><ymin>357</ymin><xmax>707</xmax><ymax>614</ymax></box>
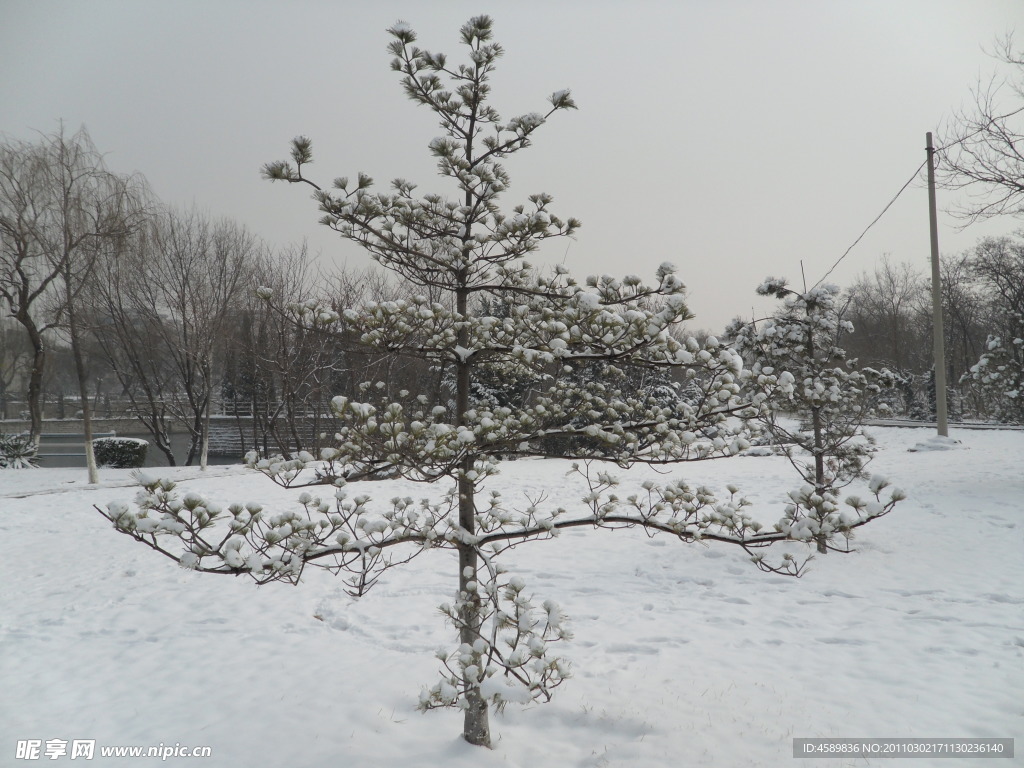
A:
<box><xmin>959</xmin><ymin>236</ymin><xmax>1024</xmax><ymax>423</ymax></box>
<box><xmin>0</xmin><ymin>432</ymin><xmax>37</xmax><ymax>469</ymax></box>
<box><xmin>963</xmin><ymin>319</ymin><xmax>1024</xmax><ymax>424</ymax></box>
<box><xmin>876</xmin><ymin>369</ymin><xmax>928</xmax><ymax>420</ymax></box>
<box><xmin>92</xmin><ymin>437</ymin><xmax>148</xmax><ymax>468</ymax></box>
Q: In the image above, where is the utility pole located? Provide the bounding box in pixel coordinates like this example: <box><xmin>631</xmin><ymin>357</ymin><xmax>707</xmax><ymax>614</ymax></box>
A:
<box><xmin>926</xmin><ymin>132</ymin><xmax>949</xmax><ymax>437</ymax></box>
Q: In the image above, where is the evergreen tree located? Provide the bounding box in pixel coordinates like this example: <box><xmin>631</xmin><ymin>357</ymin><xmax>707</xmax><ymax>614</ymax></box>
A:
<box><xmin>729</xmin><ymin>279</ymin><xmax>897</xmax><ymax>554</ymax></box>
<box><xmin>960</xmin><ymin>235</ymin><xmax>1024</xmax><ymax>424</ymax></box>
<box><xmin>964</xmin><ymin>314</ymin><xmax>1024</xmax><ymax>424</ymax></box>
<box><xmin>96</xmin><ymin>19</ymin><xmax>902</xmax><ymax>748</ymax></box>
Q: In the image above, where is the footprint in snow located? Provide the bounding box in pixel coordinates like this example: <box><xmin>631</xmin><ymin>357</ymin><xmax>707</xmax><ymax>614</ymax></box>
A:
<box><xmin>815</xmin><ymin>637</ymin><xmax>866</xmax><ymax>645</ymax></box>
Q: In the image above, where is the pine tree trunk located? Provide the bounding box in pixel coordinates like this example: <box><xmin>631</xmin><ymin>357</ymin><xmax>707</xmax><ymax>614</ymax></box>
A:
<box><xmin>455</xmin><ymin>278</ymin><xmax>491</xmax><ymax>748</ymax></box>
<box><xmin>806</xmin><ymin>323</ymin><xmax>828</xmax><ymax>555</ymax></box>
<box><xmin>811</xmin><ymin>404</ymin><xmax>828</xmax><ymax>554</ymax></box>
<box><xmin>457</xmin><ymin>475</ymin><xmax>490</xmax><ymax>747</ymax></box>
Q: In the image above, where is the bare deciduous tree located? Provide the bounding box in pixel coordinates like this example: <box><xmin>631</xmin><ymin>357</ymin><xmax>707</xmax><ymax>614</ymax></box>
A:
<box><xmin>88</xmin><ymin>225</ymin><xmax>180</xmax><ymax>464</ymax></box>
<box><xmin>88</xmin><ymin>207</ymin><xmax>261</xmax><ymax>466</ymax></box>
<box><xmin>0</xmin><ymin>312</ymin><xmax>32</xmax><ymax>420</ymax></box>
<box><xmin>0</xmin><ymin>126</ymin><xmax>146</xmax><ymax>479</ymax></box>
<box><xmin>1</xmin><ymin>134</ymin><xmax>61</xmax><ymax>448</ymax></box>
<box><xmin>843</xmin><ymin>257</ymin><xmax>930</xmax><ymax>374</ymax></box>
<box><xmin>937</xmin><ymin>36</ymin><xmax>1024</xmax><ymax>221</ymax></box>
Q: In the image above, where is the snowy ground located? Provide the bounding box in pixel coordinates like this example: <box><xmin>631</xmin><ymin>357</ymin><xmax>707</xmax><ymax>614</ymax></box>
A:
<box><xmin>1</xmin><ymin>426</ymin><xmax>1021</xmax><ymax>767</ymax></box>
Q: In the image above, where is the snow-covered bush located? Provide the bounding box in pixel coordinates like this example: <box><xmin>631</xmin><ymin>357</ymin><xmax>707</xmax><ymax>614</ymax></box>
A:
<box><xmin>97</xmin><ymin>18</ymin><xmax>902</xmax><ymax>749</ymax></box>
<box><xmin>959</xmin><ymin>236</ymin><xmax>1024</xmax><ymax>423</ymax></box>
<box><xmin>92</xmin><ymin>437</ymin><xmax>148</xmax><ymax>468</ymax></box>
<box><xmin>0</xmin><ymin>431</ymin><xmax>37</xmax><ymax>469</ymax></box>
<box><xmin>963</xmin><ymin>328</ymin><xmax>1024</xmax><ymax>424</ymax></box>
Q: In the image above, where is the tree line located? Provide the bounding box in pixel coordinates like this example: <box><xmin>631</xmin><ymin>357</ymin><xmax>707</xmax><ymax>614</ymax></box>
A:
<box><xmin>4</xmin><ymin>33</ymin><xmax>1024</xmax><ymax>480</ymax></box>
<box><xmin>0</xmin><ymin>128</ymin><xmax>446</xmax><ymax>472</ymax></box>
<box><xmin>1</xmin><ymin>125</ymin><xmax>1022</xmax><ymax>481</ymax></box>
<box><xmin>829</xmin><ymin>234</ymin><xmax>1024</xmax><ymax>424</ymax></box>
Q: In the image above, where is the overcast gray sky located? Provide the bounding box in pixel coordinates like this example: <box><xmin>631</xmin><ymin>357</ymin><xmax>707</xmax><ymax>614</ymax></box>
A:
<box><xmin>2</xmin><ymin>0</ymin><xmax>1022</xmax><ymax>331</ymax></box>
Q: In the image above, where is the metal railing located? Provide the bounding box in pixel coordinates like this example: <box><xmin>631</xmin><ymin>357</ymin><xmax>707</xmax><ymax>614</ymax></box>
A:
<box><xmin>36</xmin><ymin>432</ymin><xmax>118</xmax><ymax>459</ymax></box>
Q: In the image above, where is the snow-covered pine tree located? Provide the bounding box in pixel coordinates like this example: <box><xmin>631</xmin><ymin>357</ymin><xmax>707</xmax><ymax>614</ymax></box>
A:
<box><xmin>964</xmin><ymin>313</ymin><xmax>1024</xmax><ymax>424</ymax></box>
<box><xmin>728</xmin><ymin>279</ymin><xmax>898</xmax><ymax>554</ymax></box>
<box><xmin>960</xmin><ymin>235</ymin><xmax>1024</xmax><ymax>424</ymax></box>
<box><xmin>96</xmin><ymin>18</ymin><xmax>903</xmax><ymax>748</ymax></box>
